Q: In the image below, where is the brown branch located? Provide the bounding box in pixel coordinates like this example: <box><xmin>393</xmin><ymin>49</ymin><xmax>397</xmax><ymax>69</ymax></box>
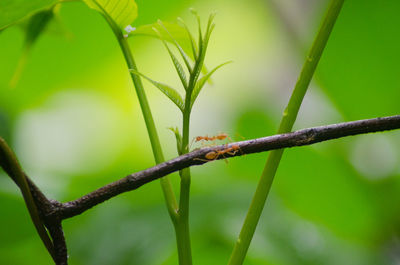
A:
<box><xmin>1</xmin><ymin>114</ymin><xmax>400</xmax><ymax>265</ymax></box>
<box><xmin>0</xmin><ymin>142</ymin><xmax>67</xmax><ymax>264</ymax></box>
<box><xmin>57</xmin><ymin>115</ymin><xmax>400</xmax><ymax>219</ymax></box>
<box><xmin>47</xmin><ymin>221</ymin><xmax>68</xmax><ymax>265</ymax></box>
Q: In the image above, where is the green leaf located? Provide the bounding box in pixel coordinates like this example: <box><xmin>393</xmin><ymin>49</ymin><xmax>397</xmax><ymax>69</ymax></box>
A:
<box><xmin>131</xmin><ymin>20</ymin><xmax>212</xmax><ymax>79</ymax></box>
<box><xmin>0</xmin><ymin>0</ymin><xmax>58</xmax><ymax>30</ymax></box>
<box><xmin>83</xmin><ymin>0</ymin><xmax>138</xmax><ymax>29</ymax></box>
<box><xmin>152</xmin><ymin>27</ymin><xmax>188</xmax><ymax>90</ymax></box>
<box><xmin>131</xmin><ymin>21</ymin><xmax>188</xmax><ymax>42</ymax></box>
<box><xmin>203</xmin><ymin>13</ymin><xmax>216</xmax><ymax>51</ymax></box>
<box><xmin>178</xmin><ymin>15</ymin><xmax>212</xmax><ymax>84</ymax></box>
<box><xmin>191</xmin><ymin>61</ymin><xmax>232</xmax><ymax>108</ymax></box>
<box><xmin>177</xmin><ymin>17</ymin><xmax>198</xmax><ymax>61</ymax></box>
<box><xmin>192</xmin><ymin>13</ymin><xmax>215</xmax><ymax>85</ymax></box>
<box><xmin>190</xmin><ymin>8</ymin><xmax>203</xmax><ymax>56</ymax></box>
<box><xmin>158</xmin><ymin>20</ymin><xmax>192</xmax><ymax>73</ymax></box>
<box><xmin>129</xmin><ymin>69</ymin><xmax>185</xmax><ymax>112</ymax></box>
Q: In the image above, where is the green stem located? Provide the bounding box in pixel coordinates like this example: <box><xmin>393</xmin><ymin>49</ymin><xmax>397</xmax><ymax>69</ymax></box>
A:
<box><xmin>106</xmin><ymin>11</ymin><xmax>192</xmax><ymax>262</ymax></box>
<box><xmin>175</xmin><ymin>101</ymin><xmax>193</xmax><ymax>264</ymax></box>
<box><xmin>109</xmin><ymin>22</ymin><xmax>178</xmax><ymax>221</ymax></box>
<box><xmin>227</xmin><ymin>1</ymin><xmax>345</xmax><ymax>264</ymax></box>
<box><xmin>176</xmin><ymin>168</ymin><xmax>192</xmax><ymax>265</ymax></box>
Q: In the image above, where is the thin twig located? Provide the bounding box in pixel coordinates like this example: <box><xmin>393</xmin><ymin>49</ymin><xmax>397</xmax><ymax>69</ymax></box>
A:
<box><xmin>57</xmin><ymin>115</ymin><xmax>400</xmax><ymax>219</ymax></box>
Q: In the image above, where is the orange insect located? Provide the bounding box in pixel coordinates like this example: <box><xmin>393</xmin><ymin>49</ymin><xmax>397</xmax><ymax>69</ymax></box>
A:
<box><xmin>191</xmin><ymin>133</ymin><xmax>231</xmax><ymax>150</ymax></box>
<box><xmin>220</xmin><ymin>144</ymin><xmax>241</xmax><ymax>157</ymax></box>
<box><xmin>195</xmin><ymin>133</ymin><xmax>229</xmax><ymax>142</ymax></box>
<box><xmin>196</xmin><ymin>144</ymin><xmax>241</xmax><ymax>162</ymax></box>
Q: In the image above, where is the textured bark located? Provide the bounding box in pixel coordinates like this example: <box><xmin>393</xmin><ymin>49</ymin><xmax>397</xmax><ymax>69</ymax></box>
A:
<box><xmin>1</xmin><ymin>114</ymin><xmax>400</xmax><ymax>264</ymax></box>
<box><xmin>57</xmin><ymin>115</ymin><xmax>400</xmax><ymax>219</ymax></box>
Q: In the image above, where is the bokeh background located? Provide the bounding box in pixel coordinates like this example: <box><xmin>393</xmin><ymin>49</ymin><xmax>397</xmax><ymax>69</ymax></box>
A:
<box><xmin>1</xmin><ymin>0</ymin><xmax>400</xmax><ymax>264</ymax></box>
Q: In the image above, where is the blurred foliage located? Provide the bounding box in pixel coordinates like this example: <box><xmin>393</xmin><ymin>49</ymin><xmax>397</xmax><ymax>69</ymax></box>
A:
<box><xmin>318</xmin><ymin>0</ymin><xmax>400</xmax><ymax>119</ymax></box>
<box><xmin>0</xmin><ymin>0</ymin><xmax>58</xmax><ymax>30</ymax></box>
<box><xmin>1</xmin><ymin>0</ymin><xmax>400</xmax><ymax>265</ymax></box>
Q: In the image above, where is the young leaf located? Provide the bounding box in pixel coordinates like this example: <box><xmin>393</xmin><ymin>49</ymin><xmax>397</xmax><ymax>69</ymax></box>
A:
<box><xmin>130</xmin><ymin>69</ymin><xmax>185</xmax><ymax>112</ymax></box>
<box><xmin>131</xmin><ymin>17</ymin><xmax>211</xmax><ymax>80</ymax></box>
<box><xmin>203</xmin><ymin>13</ymin><xmax>216</xmax><ymax>51</ymax></box>
<box><xmin>178</xmin><ymin>16</ymin><xmax>211</xmax><ymax>84</ymax></box>
<box><xmin>190</xmin><ymin>8</ymin><xmax>203</xmax><ymax>55</ymax></box>
<box><xmin>177</xmin><ymin>17</ymin><xmax>198</xmax><ymax>61</ymax></box>
<box><xmin>83</xmin><ymin>0</ymin><xmax>138</xmax><ymax>29</ymax></box>
<box><xmin>193</xmin><ymin>13</ymin><xmax>215</xmax><ymax>84</ymax></box>
<box><xmin>190</xmin><ymin>61</ymin><xmax>232</xmax><ymax>108</ymax></box>
<box><xmin>153</xmin><ymin>27</ymin><xmax>188</xmax><ymax>90</ymax></box>
<box><xmin>158</xmin><ymin>20</ymin><xmax>192</xmax><ymax>73</ymax></box>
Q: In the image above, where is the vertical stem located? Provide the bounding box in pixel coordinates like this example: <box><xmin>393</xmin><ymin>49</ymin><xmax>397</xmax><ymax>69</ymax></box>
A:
<box><xmin>108</xmin><ymin>13</ymin><xmax>193</xmax><ymax>262</ymax></box>
<box><xmin>228</xmin><ymin>1</ymin><xmax>345</xmax><ymax>264</ymax></box>
<box><xmin>175</xmin><ymin>103</ymin><xmax>193</xmax><ymax>264</ymax></box>
<box><xmin>176</xmin><ymin>166</ymin><xmax>192</xmax><ymax>265</ymax></box>
<box><xmin>111</xmin><ymin>26</ymin><xmax>178</xmax><ymax>221</ymax></box>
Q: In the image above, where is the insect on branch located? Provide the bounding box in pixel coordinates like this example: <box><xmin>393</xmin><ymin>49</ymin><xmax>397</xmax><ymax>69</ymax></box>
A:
<box><xmin>1</xmin><ymin>114</ymin><xmax>400</xmax><ymax>264</ymax></box>
<box><xmin>55</xmin><ymin>114</ymin><xmax>400</xmax><ymax>219</ymax></box>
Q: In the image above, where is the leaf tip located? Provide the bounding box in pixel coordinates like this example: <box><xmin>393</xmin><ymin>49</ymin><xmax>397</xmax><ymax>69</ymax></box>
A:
<box><xmin>189</xmin><ymin>8</ymin><xmax>198</xmax><ymax>15</ymax></box>
<box><xmin>209</xmin><ymin>12</ymin><xmax>217</xmax><ymax>21</ymax></box>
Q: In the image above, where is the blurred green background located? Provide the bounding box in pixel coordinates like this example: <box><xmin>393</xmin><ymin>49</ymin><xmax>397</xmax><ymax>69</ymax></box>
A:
<box><xmin>1</xmin><ymin>0</ymin><xmax>400</xmax><ymax>264</ymax></box>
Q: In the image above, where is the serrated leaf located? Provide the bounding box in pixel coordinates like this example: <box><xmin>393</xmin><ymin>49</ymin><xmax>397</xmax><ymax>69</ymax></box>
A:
<box><xmin>158</xmin><ymin>20</ymin><xmax>192</xmax><ymax>73</ymax></box>
<box><xmin>0</xmin><ymin>0</ymin><xmax>59</xmax><ymax>30</ymax></box>
<box><xmin>190</xmin><ymin>8</ymin><xmax>202</xmax><ymax>54</ymax></box>
<box><xmin>204</xmin><ymin>13</ymin><xmax>216</xmax><ymax>50</ymax></box>
<box><xmin>130</xmin><ymin>69</ymin><xmax>185</xmax><ymax>111</ymax></box>
<box><xmin>130</xmin><ymin>20</ymin><xmax>212</xmax><ymax>79</ymax></box>
<box><xmin>153</xmin><ymin>27</ymin><xmax>188</xmax><ymax>90</ymax></box>
<box><xmin>164</xmin><ymin>42</ymin><xmax>188</xmax><ymax>89</ymax></box>
<box><xmin>191</xmin><ymin>61</ymin><xmax>232</xmax><ymax>108</ymax></box>
<box><xmin>192</xmin><ymin>13</ymin><xmax>215</xmax><ymax>85</ymax></box>
<box><xmin>177</xmin><ymin>17</ymin><xmax>198</xmax><ymax>61</ymax></box>
<box><xmin>83</xmin><ymin>0</ymin><xmax>137</xmax><ymax>29</ymax></box>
